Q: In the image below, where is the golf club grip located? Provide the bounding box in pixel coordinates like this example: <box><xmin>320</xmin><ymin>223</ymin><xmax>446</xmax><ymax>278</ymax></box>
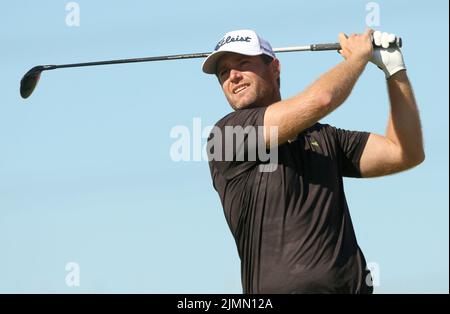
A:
<box><xmin>311</xmin><ymin>37</ymin><xmax>403</xmax><ymax>51</ymax></box>
<box><xmin>310</xmin><ymin>43</ymin><xmax>341</xmax><ymax>51</ymax></box>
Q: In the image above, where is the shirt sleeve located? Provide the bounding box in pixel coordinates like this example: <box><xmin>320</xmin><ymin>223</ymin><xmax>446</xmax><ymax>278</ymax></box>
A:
<box><xmin>331</xmin><ymin>126</ymin><xmax>370</xmax><ymax>178</ymax></box>
<box><xmin>207</xmin><ymin>107</ymin><xmax>268</xmax><ymax>181</ymax></box>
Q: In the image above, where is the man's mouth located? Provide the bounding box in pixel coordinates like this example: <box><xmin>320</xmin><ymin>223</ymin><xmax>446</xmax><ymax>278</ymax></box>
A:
<box><xmin>233</xmin><ymin>83</ymin><xmax>250</xmax><ymax>95</ymax></box>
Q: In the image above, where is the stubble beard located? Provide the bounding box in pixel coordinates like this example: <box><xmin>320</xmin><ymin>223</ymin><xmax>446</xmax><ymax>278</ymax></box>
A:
<box><xmin>226</xmin><ymin>80</ymin><xmax>278</xmax><ymax>110</ymax></box>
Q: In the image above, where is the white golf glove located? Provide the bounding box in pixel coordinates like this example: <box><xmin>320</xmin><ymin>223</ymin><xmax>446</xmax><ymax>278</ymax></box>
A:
<box><xmin>370</xmin><ymin>31</ymin><xmax>406</xmax><ymax>79</ymax></box>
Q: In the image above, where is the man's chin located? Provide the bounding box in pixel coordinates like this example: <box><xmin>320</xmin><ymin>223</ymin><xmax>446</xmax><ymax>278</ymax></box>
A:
<box><xmin>232</xmin><ymin>102</ymin><xmax>254</xmax><ymax>110</ymax></box>
<box><xmin>230</xmin><ymin>98</ymin><xmax>257</xmax><ymax>110</ymax></box>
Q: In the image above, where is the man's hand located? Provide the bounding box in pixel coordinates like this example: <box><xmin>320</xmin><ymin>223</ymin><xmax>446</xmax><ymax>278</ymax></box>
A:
<box><xmin>338</xmin><ymin>28</ymin><xmax>374</xmax><ymax>64</ymax></box>
<box><xmin>370</xmin><ymin>31</ymin><xmax>406</xmax><ymax>79</ymax></box>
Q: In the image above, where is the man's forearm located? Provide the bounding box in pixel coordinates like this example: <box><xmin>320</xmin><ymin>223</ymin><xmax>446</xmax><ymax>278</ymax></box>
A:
<box><xmin>385</xmin><ymin>70</ymin><xmax>425</xmax><ymax>165</ymax></box>
<box><xmin>264</xmin><ymin>57</ymin><xmax>367</xmax><ymax>145</ymax></box>
<box><xmin>305</xmin><ymin>56</ymin><xmax>368</xmax><ymax>112</ymax></box>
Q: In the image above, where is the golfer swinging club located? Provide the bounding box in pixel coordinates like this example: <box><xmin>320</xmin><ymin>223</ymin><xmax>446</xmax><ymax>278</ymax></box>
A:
<box><xmin>203</xmin><ymin>29</ymin><xmax>424</xmax><ymax>294</ymax></box>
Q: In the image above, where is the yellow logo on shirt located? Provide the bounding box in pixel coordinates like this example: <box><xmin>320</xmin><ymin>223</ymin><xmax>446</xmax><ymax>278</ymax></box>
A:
<box><xmin>311</xmin><ymin>140</ymin><xmax>320</xmax><ymax>147</ymax></box>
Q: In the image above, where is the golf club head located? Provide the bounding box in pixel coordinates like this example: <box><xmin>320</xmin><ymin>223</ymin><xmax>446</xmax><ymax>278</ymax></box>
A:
<box><xmin>20</xmin><ymin>66</ymin><xmax>46</xmax><ymax>99</ymax></box>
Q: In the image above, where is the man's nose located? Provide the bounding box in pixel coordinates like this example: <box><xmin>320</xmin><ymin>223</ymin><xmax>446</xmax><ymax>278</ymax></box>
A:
<box><xmin>229</xmin><ymin>69</ymin><xmax>243</xmax><ymax>83</ymax></box>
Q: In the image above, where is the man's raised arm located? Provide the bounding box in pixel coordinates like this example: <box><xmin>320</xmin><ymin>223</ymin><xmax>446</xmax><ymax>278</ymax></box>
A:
<box><xmin>264</xmin><ymin>29</ymin><xmax>374</xmax><ymax>146</ymax></box>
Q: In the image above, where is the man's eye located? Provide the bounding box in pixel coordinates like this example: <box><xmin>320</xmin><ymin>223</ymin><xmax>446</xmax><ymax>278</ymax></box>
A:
<box><xmin>219</xmin><ymin>69</ymin><xmax>228</xmax><ymax>80</ymax></box>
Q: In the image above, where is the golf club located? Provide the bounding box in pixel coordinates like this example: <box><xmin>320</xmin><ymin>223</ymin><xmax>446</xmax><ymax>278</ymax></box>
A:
<box><xmin>20</xmin><ymin>37</ymin><xmax>402</xmax><ymax>99</ymax></box>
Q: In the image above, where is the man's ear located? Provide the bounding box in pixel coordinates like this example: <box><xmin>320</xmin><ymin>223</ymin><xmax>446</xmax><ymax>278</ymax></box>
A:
<box><xmin>271</xmin><ymin>58</ymin><xmax>281</xmax><ymax>84</ymax></box>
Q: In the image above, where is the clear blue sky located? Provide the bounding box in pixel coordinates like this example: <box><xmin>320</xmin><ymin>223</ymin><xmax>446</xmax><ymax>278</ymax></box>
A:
<box><xmin>0</xmin><ymin>0</ymin><xmax>448</xmax><ymax>293</ymax></box>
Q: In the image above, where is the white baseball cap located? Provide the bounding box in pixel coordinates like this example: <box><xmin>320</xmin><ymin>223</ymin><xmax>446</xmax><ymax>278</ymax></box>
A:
<box><xmin>202</xmin><ymin>29</ymin><xmax>276</xmax><ymax>74</ymax></box>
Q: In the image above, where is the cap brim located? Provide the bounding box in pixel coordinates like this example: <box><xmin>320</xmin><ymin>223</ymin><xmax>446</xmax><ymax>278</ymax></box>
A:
<box><xmin>202</xmin><ymin>51</ymin><xmax>230</xmax><ymax>74</ymax></box>
<box><xmin>202</xmin><ymin>50</ymin><xmax>263</xmax><ymax>75</ymax></box>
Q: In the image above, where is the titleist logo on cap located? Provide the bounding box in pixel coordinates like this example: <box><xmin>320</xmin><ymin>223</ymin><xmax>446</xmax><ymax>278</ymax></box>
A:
<box><xmin>215</xmin><ymin>35</ymin><xmax>252</xmax><ymax>50</ymax></box>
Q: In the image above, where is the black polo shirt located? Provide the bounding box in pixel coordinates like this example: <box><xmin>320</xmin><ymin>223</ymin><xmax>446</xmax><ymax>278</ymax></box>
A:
<box><xmin>207</xmin><ymin>106</ymin><xmax>373</xmax><ymax>294</ymax></box>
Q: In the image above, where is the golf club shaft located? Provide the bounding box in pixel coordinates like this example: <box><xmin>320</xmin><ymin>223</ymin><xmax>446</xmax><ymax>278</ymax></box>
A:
<box><xmin>41</xmin><ymin>48</ymin><xmax>308</xmax><ymax>72</ymax></box>
<box><xmin>45</xmin><ymin>52</ymin><xmax>212</xmax><ymax>71</ymax></box>
<box><xmin>37</xmin><ymin>38</ymin><xmax>402</xmax><ymax>71</ymax></box>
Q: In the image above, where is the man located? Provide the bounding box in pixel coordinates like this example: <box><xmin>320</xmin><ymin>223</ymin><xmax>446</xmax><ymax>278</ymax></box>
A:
<box><xmin>202</xmin><ymin>29</ymin><xmax>424</xmax><ymax>294</ymax></box>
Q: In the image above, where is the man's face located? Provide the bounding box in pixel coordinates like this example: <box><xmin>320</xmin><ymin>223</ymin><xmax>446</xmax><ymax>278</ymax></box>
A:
<box><xmin>215</xmin><ymin>53</ymin><xmax>280</xmax><ymax>110</ymax></box>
